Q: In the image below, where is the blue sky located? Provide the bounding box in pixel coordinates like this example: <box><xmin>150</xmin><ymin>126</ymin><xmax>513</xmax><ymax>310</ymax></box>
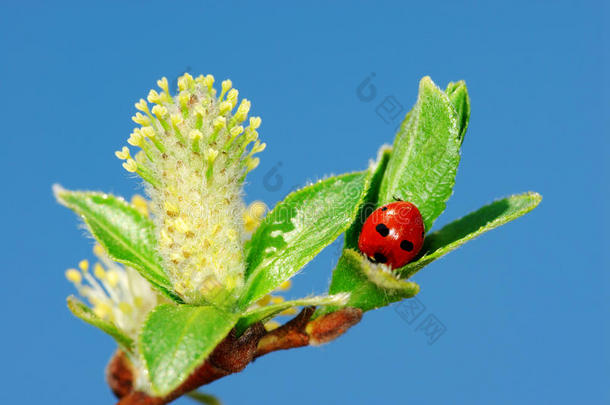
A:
<box><xmin>0</xmin><ymin>1</ymin><xmax>607</xmax><ymax>404</ymax></box>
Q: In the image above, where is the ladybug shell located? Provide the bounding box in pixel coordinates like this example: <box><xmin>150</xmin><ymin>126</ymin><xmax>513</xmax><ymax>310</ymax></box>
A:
<box><xmin>358</xmin><ymin>201</ymin><xmax>425</xmax><ymax>269</ymax></box>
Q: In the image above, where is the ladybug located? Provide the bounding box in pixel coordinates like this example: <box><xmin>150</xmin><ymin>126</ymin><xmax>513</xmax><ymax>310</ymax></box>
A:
<box><xmin>358</xmin><ymin>201</ymin><xmax>425</xmax><ymax>269</ymax></box>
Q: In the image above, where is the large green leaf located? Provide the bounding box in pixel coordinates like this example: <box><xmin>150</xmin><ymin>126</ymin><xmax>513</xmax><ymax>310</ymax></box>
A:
<box><xmin>54</xmin><ymin>185</ymin><xmax>178</xmax><ymax>301</ymax></box>
<box><xmin>378</xmin><ymin>76</ymin><xmax>461</xmax><ymax>231</ymax></box>
<box><xmin>140</xmin><ymin>304</ymin><xmax>238</xmax><ymax>396</ymax></box>
<box><xmin>399</xmin><ymin>192</ymin><xmax>542</xmax><ymax>278</ymax></box>
<box><xmin>67</xmin><ymin>296</ymin><xmax>134</xmax><ymax>352</ymax></box>
<box><xmin>327</xmin><ymin>249</ymin><xmax>420</xmax><ymax>312</ymax></box>
<box><xmin>446</xmin><ymin>80</ymin><xmax>470</xmax><ymax>144</ymax></box>
<box><xmin>239</xmin><ymin>172</ymin><xmax>370</xmax><ymax>307</ymax></box>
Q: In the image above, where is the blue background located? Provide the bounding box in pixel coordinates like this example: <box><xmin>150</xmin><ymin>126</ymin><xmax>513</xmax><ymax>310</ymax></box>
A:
<box><xmin>1</xmin><ymin>1</ymin><xmax>607</xmax><ymax>404</ymax></box>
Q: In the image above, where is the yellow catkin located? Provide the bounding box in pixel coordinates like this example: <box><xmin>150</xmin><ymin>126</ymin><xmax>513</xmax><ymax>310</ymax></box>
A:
<box><xmin>117</xmin><ymin>73</ymin><xmax>265</xmax><ymax>305</ymax></box>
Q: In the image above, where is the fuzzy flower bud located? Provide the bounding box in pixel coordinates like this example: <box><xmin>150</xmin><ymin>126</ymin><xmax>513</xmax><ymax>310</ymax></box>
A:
<box><xmin>117</xmin><ymin>73</ymin><xmax>265</xmax><ymax>305</ymax></box>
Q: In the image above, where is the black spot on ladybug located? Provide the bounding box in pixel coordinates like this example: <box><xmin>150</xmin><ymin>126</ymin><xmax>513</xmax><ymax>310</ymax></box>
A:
<box><xmin>375</xmin><ymin>223</ymin><xmax>389</xmax><ymax>237</ymax></box>
<box><xmin>381</xmin><ymin>206</ymin><xmax>388</xmax><ymax>211</ymax></box>
<box><xmin>400</xmin><ymin>240</ymin><xmax>414</xmax><ymax>252</ymax></box>
<box><xmin>373</xmin><ymin>252</ymin><xmax>387</xmax><ymax>263</ymax></box>
<box><xmin>422</xmin><ymin>231</ymin><xmax>425</xmax><ymax>238</ymax></box>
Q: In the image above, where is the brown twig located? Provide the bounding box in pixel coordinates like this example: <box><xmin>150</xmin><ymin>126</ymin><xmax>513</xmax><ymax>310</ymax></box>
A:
<box><xmin>111</xmin><ymin>307</ymin><xmax>362</xmax><ymax>405</ymax></box>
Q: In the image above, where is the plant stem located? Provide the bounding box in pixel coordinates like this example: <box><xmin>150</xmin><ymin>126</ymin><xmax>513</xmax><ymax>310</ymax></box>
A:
<box><xmin>110</xmin><ymin>307</ymin><xmax>363</xmax><ymax>405</ymax></box>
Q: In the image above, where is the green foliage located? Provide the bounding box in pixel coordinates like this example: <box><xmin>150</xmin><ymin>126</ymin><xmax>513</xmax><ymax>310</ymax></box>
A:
<box><xmin>327</xmin><ymin>249</ymin><xmax>419</xmax><ymax>312</ymax></box>
<box><xmin>140</xmin><ymin>304</ymin><xmax>238</xmax><ymax>396</ymax></box>
<box><xmin>377</xmin><ymin>76</ymin><xmax>461</xmax><ymax>231</ymax></box>
<box><xmin>56</xmin><ymin>75</ymin><xmax>542</xmax><ymax>400</ymax></box>
<box><xmin>54</xmin><ymin>186</ymin><xmax>179</xmax><ymax>301</ymax></box>
<box><xmin>399</xmin><ymin>192</ymin><xmax>542</xmax><ymax>278</ymax></box>
<box><xmin>239</xmin><ymin>171</ymin><xmax>371</xmax><ymax>307</ymax></box>
<box><xmin>67</xmin><ymin>296</ymin><xmax>134</xmax><ymax>352</ymax></box>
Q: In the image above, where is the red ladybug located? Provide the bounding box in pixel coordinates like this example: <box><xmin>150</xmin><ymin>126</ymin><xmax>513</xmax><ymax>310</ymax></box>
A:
<box><xmin>358</xmin><ymin>201</ymin><xmax>425</xmax><ymax>268</ymax></box>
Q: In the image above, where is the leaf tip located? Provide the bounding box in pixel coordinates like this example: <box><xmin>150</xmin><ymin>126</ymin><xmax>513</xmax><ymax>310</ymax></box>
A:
<box><xmin>66</xmin><ymin>295</ymin><xmax>79</xmax><ymax>311</ymax></box>
<box><xmin>530</xmin><ymin>191</ymin><xmax>543</xmax><ymax>204</ymax></box>
<box><xmin>419</xmin><ymin>76</ymin><xmax>445</xmax><ymax>94</ymax></box>
<box><xmin>420</xmin><ymin>75</ymin><xmax>433</xmax><ymax>84</ymax></box>
<box><xmin>446</xmin><ymin>80</ymin><xmax>467</xmax><ymax>93</ymax></box>
<box><xmin>52</xmin><ymin>183</ymin><xmax>69</xmax><ymax>202</ymax></box>
<box><xmin>525</xmin><ymin>191</ymin><xmax>542</xmax><ymax>211</ymax></box>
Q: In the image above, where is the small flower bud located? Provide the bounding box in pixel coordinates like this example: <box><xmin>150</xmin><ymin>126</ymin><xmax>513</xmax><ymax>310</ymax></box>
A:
<box><xmin>203</xmin><ymin>74</ymin><xmax>215</xmax><ymax>90</ymax></box>
<box><xmin>128</xmin><ymin>131</ymin><xmax>143</xmax><ymax>146</ymax></box>
<box><xmin>157</xmin><ymin>77</ymin><xmax>169</xmax><ymax>94</ymax></box>
<box><xmin>132</xmin><ymin>112</ymin><xmax>150</xmax><ymax>125</ymax></box>
<box><xmin>246</xmin><ymin>157</ymin><xmax>260</xmax><ymax>171</ymax></box>
<box><xmin>230</xmin><ymin>125</ymin><xmax>244</xmax><ymax>137</ymax></box>
<box><xmin>135</xmin><ymin>99</ymin><xmax>148</xmax><ymax>112</ymax></box>
<box><xmin>78</xmin><ymin>260</ymin><xmax>89</xmax><ymax>272</ymax></box>
<box><xmin>94</xmin><ymin>263</ymin><xmax>106</xmax><ymax>279</ymax></box>
<box><xmin>148</xmin><ymin>89</ymin><xmax>161</xmax><ymax>104</ymax></box>
<box><xmin>115</xmin><ymin>146</ymin><xmax>131</xmax><ymax>160</ymax></box>
<box><xmin>249</xmin><ymin>116</ymin><xmax>262</xmax><ymax>129</ymax></box>
<box><xmin>152</xmin><ymin>105</ymin><xmax>168</xmax><ymax>117</ymax></box>
<box><xmin>140</xmin><ymin>126</ymin><xmax>155</xmax><ymax>138</ymax></box>
<box><xmin>178</xmin><ymin>92</ymin><xmax>190</xmax><ymax>108</ymax></box>
<box><xmin>123</xmin><ymin>159</ymin><xmax>138</xmax><ymax>172</ymax></box>
<box><xmin>227</xmin><ymin>89</ymin><xmax>239</xmax><ymax>108</ymax></box>
<box><xmin>65</xmin><ymin>269</ymin><xmax>82</xmax><ymax>284</ymax></box>
<box><xmin>219</xmin><ymin>101</ymin><xmax>232</xmax><ymax>115</ymax></box>
<box><xmin>221</xmin><ymin>79</ymin><xmax>232</xmax><ymax>94</ymax></box>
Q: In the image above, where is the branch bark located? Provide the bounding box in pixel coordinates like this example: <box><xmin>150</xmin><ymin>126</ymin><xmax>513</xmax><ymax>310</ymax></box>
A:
<box><xmin>111</xmin><ymin>307</ymin><xmax>362</xmax><ymax>405</ymax></box>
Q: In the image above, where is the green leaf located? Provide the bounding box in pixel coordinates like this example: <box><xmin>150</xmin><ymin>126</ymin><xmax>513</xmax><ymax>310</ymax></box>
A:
<box><xmin>235</xmin><ymin>293</ymin><xmax>350</xmax><ymax>335</ymax></box>
<box><xmin>446</xmin><ymin>80</ymin><xmax>470</xmax><ymax>144</ymax></box>
<box><xmin>54</xmin><ymin>185</ymin><xmax>178</xmax><ymax>301</ymax></box>
<box><xmin>378</xmin><ymin>76</ymin><xmax>461</xmax><ymax>231</ymax></box>
<box><xmin>327</xmin><ymin>249</ymin><xmax>420</xmax><ymax>312</ymax></box>
<box><xmin>140</xmin><ymin>304</ymin><xmax>238</xmax><ymax>396</ymax></box>
<box><xmin>344</xmin><ymin>146</ymin><xmax>392</xmax><ymax>249</ymax></box>
<box><xmin>239</xmin><ymin>171</ymin><xmax>370</xmax><ymax>307</ymax></box>
<box><xmin>67</xmin><ymin>296</ymin><xmax>134</xmax><ymax>352</ymax></box>
<box><xmin>399</xmin><ymin>192</ymin><xmax>542</xmax><ymax>278</ymax></box>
